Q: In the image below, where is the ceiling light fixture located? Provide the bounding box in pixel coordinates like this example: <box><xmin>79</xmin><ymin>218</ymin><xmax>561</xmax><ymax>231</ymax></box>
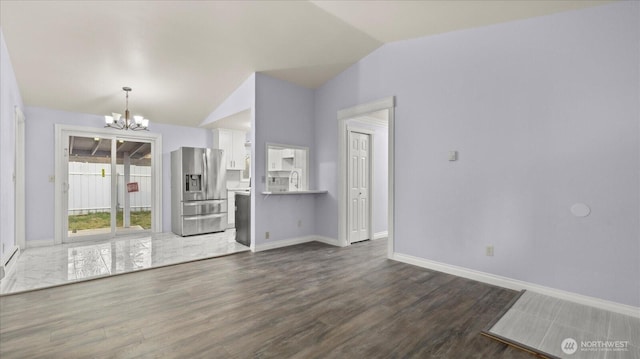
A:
<box><xmin>104</xmin><ymin>87</ymin><xmax>149</xmax><ymax>131</ymax></box>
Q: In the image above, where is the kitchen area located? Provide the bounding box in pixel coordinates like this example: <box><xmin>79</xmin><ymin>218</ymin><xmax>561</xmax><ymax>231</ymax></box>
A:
<box><xmin>171</xmin><ymin>104</ymin><xmax>252</xmax><ymax>248</ymax></box>
<box><xmin>211</xmin><ymin>127</ymin><xmax>251</xmax><ymax>247</ymax></box>
<box><xmin>172</xmin><ymin>107</ymin><xmax>253</xmax><ymax>248</ymax></box>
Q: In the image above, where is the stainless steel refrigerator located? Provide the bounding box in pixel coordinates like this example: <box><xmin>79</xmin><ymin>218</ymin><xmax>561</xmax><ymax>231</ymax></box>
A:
<box><xmin>171</xmin><ymin>147</ymin><xmax>227</xmax><ymax>236</ymax></box>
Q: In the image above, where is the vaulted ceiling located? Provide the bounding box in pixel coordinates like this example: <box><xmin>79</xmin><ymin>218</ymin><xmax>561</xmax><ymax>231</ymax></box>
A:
<box><xmin>0</xmin><ymin>1</ymin><xmax>611</xmax><ymax>127</ymax></box>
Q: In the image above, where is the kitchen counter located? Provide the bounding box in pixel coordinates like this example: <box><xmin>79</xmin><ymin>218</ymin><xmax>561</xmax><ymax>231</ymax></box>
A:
<box><xmin>228</xmin><ymin>187</ymin><xmax>250</xmax><ymax>191</ymax></box>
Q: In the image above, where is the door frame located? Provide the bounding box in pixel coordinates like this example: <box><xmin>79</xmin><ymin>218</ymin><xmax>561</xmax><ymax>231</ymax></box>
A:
<box><xmin>337</xmin><ymin>96</ymin><xmax>395</xmax><ymax>257</ymax></box>
<box><xmin>54</xmin><ymin>124</ymin><xmax>163</xmax><ymax>245</ymax></box>
<box><xmin>15</xmin><ymin>107</ymin><xmax>26</xmax><ymax>250</ymax></box>
<box><xmin>346</xmin><ymin>127</ymin><xmax>374</xmax><ymax>244</ymax></box>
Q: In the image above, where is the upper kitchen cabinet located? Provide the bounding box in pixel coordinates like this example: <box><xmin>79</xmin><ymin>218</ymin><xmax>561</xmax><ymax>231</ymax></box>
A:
<box><xmin>212</xmin><ymin>129</ymin><xmax>246</xmax><ymax>171</ymax></box>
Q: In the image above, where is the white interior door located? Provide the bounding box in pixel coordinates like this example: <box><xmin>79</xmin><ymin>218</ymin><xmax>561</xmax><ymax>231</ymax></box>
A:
<box><xmin>348</xmin><ymin>131</ymin><xmax>371</xmax><ymax>243</ymax></box>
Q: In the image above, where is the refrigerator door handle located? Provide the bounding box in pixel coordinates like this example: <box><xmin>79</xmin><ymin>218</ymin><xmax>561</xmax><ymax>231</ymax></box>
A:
<box><xmin>202</xmin><ymin>151</ymin><xmax>208</xmax><ymax>195</ymax></box>
<box><xmin>183</xmin><ymin>213</ymin><xmax>226</xmax><ymax>220</ymax></box>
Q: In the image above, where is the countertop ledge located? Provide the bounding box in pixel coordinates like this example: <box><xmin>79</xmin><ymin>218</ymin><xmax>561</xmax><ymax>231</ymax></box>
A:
<box><xmin>261</xmin><ymin>190</ymin><xmax>328</xmax><ymax>195</ymax></box>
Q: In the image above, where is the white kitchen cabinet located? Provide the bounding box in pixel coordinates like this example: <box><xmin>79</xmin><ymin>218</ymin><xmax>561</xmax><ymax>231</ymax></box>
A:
<box><xmin>281</xmin><ymin>149</ymin><xmax>294</xmax><ymax>158</ymax></box>
<box><xmin>268</xmin><ymin>148</ymin><xmax>282</xmax><ymax>170</ymax></box>
<box><xmin>268</xmin><ymin>148</ymin><xmax>295</xmax><ymax>171</ymax></box>
<box><xmin>212</xmin><ymin>129</ymin><xmax>246</xmax><ymax>170</ymax></box>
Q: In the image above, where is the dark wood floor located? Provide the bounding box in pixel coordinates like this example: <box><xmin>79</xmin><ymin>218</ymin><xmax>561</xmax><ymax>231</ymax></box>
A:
<box><xmin>0</xmin><ymin>239</ymin><xmax>532</xmax><ymax>358</ymax></box>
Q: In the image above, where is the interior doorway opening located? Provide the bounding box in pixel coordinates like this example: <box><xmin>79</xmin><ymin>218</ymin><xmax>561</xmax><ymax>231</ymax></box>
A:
<box><xmin>338</xmin><ymin>97</ymin><xmax>395</xmax><ymax>256</ymax></box>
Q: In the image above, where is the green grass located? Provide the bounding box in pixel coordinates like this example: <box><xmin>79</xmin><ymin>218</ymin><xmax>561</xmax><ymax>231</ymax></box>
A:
<box><xmin>69</xmin><ymin>210</ymin><xmax>151</xmax><ymax>231</ymax></box>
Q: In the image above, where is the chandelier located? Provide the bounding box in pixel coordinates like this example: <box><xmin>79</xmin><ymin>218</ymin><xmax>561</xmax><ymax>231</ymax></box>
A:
<box><xmin>104</xmin><ymin>87</ymin><xmax>149</xmax><ymax>131</ymax></box>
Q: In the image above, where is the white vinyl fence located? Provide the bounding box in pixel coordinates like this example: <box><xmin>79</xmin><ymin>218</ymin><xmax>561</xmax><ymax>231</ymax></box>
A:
<box><xmin>68</xmin><ymin>162</ymin><xmax>151</xmax><ymax>215</ymax></box>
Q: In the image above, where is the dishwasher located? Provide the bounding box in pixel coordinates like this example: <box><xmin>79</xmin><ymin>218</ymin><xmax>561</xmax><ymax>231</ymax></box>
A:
<box><xmin>235</xmin><ymin>192</ymin><xmax>250</xmax><ymax>246</ymax></box>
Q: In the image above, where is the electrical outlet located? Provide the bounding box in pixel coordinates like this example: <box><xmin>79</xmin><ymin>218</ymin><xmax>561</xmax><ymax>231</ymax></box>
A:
<box><xmin>449</xmin><ymin>151</ymin><xmax>458</xmax><ymax>161</ymax></box>
<box><xmin>265</xmin><ymin>231</ymin><xmax>270</xmax><ymax>240</ymax></box>
<box><xmin>486</xmin><ymin>245</ymin><xmax>494</xmax><ymax>257</ymax></box>
<box><xmin>297</xmin><ymin>219</ymin><xmax>302</xmax><ymax>227</ymax></box>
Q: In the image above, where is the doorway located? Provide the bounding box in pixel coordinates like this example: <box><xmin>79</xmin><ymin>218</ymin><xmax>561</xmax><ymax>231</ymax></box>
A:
<box><xmin>338</xmin><ymin>97</ymin><xmax>395</xmax><ymax>256</ymax></box>
<box><xmin>54</xmin><ymin>125</ymin><xmax>163</xmax><ymax>244</ymax></box>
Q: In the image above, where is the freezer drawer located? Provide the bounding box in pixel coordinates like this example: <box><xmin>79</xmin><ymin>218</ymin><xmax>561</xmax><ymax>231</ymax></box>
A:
<box><xmin>182</xmin><ymin>200</ymin><xmax>227</xmax><ymax>216</ymax></box>
<box><xmin>181</xmin><ymin>213</ymin><xmax>228</xmax><ymax>236</ymax></box>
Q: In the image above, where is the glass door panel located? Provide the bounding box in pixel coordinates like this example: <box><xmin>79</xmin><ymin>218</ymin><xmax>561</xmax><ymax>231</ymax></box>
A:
<box><xmin>67</xmin><ymin>135</ymin><xmax>114</xmax><ymax>239</ymax></box>
<box><xmin>115</xmin><ymin>139</ymin><xmax>152</xmax><ymax>234</ymax></box>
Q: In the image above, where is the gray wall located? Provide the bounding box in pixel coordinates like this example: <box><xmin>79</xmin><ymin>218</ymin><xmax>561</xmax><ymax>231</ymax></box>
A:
<box><xmin>254</xmin><ymin>73</ymin><xmax>317</xmax><ymax>245</ymax></box>
<box><xmin>24</xmin><ymin>106</ymin><xmax>212</xmax><ymax>242</ymax></box>
<box><xmin>0</xmin><ymin>30</ymin><xmax>24</xmax><ymax>261</ymax></box>
<box><xmin>314</xmin><ymin>2</ymin><xmax>639</xmax><ymax>306</ymax></box>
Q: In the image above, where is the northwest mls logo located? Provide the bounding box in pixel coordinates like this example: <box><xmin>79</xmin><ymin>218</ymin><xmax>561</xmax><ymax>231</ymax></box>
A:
<box><xmin>561</xmin><ymin>337</ymin><xmax>629</xmax><ymax>355</ymax></box>
<box><xmin>561</xmin><ymin>338</ymin><xmax>578</xmax><ymax>355</ymax></box>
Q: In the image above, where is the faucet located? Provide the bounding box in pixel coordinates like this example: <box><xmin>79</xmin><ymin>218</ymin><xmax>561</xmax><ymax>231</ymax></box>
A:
<box><xmin>290</xmin><ymin>170</ymin><xmax>299</xmax><ymax>189</ymax></box>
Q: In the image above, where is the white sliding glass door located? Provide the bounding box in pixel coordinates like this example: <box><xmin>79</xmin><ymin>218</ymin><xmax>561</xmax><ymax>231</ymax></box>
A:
<box><xmin>55</xmin><ymin>125</ymin><xmax>162</xmax><ymax>244</ymax></box>
<box><xmin>66</xmin><ymin>135</ymin><xmax>116</xmax><ymax>241</ymax></box>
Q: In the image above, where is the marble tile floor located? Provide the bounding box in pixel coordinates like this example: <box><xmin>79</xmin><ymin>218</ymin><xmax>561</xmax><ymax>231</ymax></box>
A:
<box><xmin>0</xmin><ymin>229</ymin><xmax>250</xmax><ymax>295</ymax></box>
<box><xmin>487</xmin><ymin>291</ymin><xmax>640</xmax><ymax>359</ymax></box>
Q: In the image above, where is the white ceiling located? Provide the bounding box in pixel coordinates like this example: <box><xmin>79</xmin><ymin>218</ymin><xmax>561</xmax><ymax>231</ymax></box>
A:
<box><xmin>0</xmin><ymin>0</ymin><xmax>611</xmax><ymax>128</ymax></box>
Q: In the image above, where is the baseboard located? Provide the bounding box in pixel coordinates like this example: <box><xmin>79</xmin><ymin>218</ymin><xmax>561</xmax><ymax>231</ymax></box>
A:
<box><xmin>373</xmin><ymin>231</ymin><xmax>388</xmax><ymax>240</ymax></box>
<box><xmin>254</xmin><ymin>235</ymin><xmax>344</xmax><ymax>252</ymax></box>
<box><xmin>27</xmin><ymin>239</ymin><xmax>54</xmax><ymax>248</ymax></box>
<box><xmin>391</xmin><ymin>252</ymin><xmax>640</xmax><ymax>318</ymax></box>
<box><xmin>254</xmin><ymin>236</ymin><xmax>316</xmax><ymax>252</ymax></box>
<box><xmin>314</xmin><ymin>236</ymin><xmax>343</xmax><ymax>247</ymax></box>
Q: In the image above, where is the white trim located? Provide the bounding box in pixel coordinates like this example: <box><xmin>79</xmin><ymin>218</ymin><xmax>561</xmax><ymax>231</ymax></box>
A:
<box><xmin>373</xmin><ymin>231</ymin><xmax>388</xmax><ymax>240</ymax></box>
<box><xmin>26</xmin><ymin>239</ymin><xmax>55</xmax><ymax>248</ymax></box>
<box><xmin>338</xmin><ymin>97</ymin><xmax>394</xmax><ymax>121</ymax></box>
<box><xmin>54</xmin><ymin>125</ymin><xmax>163</xmax><ymax>244</ymax></box>
<box><xmin>387</xmin><ymin>107</ymin><xmax>395</xmax><ymax>258</ymax></box>
<box><xmin>391</xmin><ymin>252</ymin><xmax>640</xmax><ymax>318</ymax></box>
<box><xmin>261</xmin><ymin>190</ymin><xmax>327</xmax><ymax>195</ymax></box>
<box><xmin>254</xmin><ymin>235</ymin><xmax>343</xmax><ymax>252</ymax></box>
<box><xmin>14</xmin><ymin>107</ymin><xmax>26</xmax><ymax>250</ymax></box>
<box><xmin>254</xmin><ymin>236</ymin><xmax>316</xmax><ymax>252</ymax></box>
<box><xmin>314</xmin><ymin>236</ymin><xmax>343</xmax><ymax>247</ymax></box>
<box><xmin>338</xmin><ymin>96</ymin><xmax>395</xmax><ymax>257</ymax></box>
<box><xmin>350</xmin><ymin>116</ymin><xmax>389</xmax><ymax>128</ymax></box>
